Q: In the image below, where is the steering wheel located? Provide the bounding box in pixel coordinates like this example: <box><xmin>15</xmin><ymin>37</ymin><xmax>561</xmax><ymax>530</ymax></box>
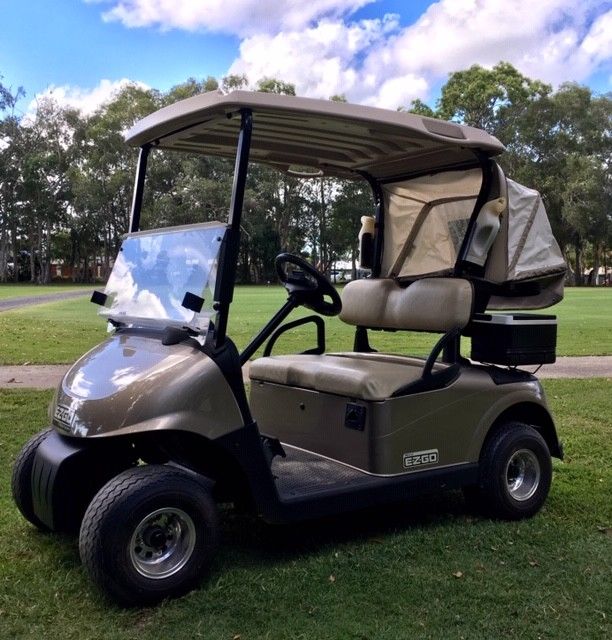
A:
<box><xmin>275</xmin><ymin>253</ymin><xmax>342</xmax><ymax>317</ymax></box>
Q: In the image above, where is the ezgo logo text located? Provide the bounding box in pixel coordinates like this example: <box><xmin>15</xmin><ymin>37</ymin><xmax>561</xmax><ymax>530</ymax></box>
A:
<box><xmin>403</xmin><ymin>449</ymin><xmax>439</xmax><ymax>469</ymax></box>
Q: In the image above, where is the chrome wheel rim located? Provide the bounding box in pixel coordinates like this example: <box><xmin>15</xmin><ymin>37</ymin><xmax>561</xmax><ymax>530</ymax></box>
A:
<box><xmin>129</xmin><ymin>507</ymin><xmax>196</xmax><ymax>579</ymax></box>
<box><xmin>505</xmin><ymin>449</ymin><xmax>541</xmax><ymax>501</ymax></box>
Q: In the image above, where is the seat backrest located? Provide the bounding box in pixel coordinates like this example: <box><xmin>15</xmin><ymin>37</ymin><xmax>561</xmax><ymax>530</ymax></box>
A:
<box><xmin>339</xmin><ymin>277</ymin><xmax>474</xmax><ymax>332</ymax></box>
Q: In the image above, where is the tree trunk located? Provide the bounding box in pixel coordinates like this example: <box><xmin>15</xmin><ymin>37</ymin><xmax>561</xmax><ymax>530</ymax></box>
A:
<box><xmin>592</xmin><ymin>243</ymin><xmax>601</xmax><ymax>286</ymax></box>
<box><xmin>574</xmin><ymin>238</ymin><xmax>583</xmax><ymax>286</ymax></box>
<box><xmin>29</xmin><ymin>223</ymin><xmax>37</xmax><ymax>283</ymax></box>
<box><xmin>11</xmin><ymin>224</ymin><xmax>19</xmax><ymax>282</ymax></box>
<box><xmin>0</xmin><ymin>226</ymin><xmax>8</xmax><ymax>283</ymax></box>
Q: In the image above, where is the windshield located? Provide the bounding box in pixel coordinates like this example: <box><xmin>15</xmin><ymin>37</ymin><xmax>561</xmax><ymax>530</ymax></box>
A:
<box><xmin>100</xmin><ymin>222</ymin><xmax>226</xmax><ymax>333</ymax></box>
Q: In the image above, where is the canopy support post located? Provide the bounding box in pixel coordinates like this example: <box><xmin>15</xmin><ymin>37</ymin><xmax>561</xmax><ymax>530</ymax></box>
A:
<box><xmin>129</xmin><ymin>144</ymin><xmax>151</xmax><ymax>233</ymax></box>
<box><xmin>213</xmin><ymin>109</ymin><xmax>253</xmax><ymax>349</ymax></box>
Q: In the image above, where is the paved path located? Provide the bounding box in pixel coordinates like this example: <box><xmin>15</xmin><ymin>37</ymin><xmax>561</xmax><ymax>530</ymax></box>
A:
<box><xmin>0</xmin><ymin>357</ymin><xmax>609</xmax><ymax>390</ymax></box>
<box><xmin>0</xmin><ymin>289</ymin><xmax>92</xmax><ymax>312</ymax></box>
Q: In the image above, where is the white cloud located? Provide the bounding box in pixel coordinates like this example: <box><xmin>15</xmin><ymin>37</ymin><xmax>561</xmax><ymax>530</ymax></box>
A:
<box><xmin>229</xmin><ymin>0</ymin><xmax>611</xmax><ymax>108</ymax></box>
<box><xmin>89</xmin><ymin>0</ymin><xmax>374</xmax><ymax>36</ymax></box>
<box><xmin>229</xmin><ymin>15</ymin><xmax>400</xmax><ymax>101</ymax></box>
<box><xmin>362</xmin><ymin>74</ymin><xmax>430</xmax><ymax>109</ymax></box>
<box><xmin>27</xmin><ymin>78</ymin><xmax>149</xmax><ymax>116</ymax></box>
<box><xmin>89</xmin><ymin>1</ymin><xmax>611</xmax><ymax>108</ymax></box>
<box><xmin>575</xmin><ymin>10</ymin><xmax>612</xmax><ymax>76</ymax></box>
<box><xmin>361</xmin><ymin>0</ymin><xmax>608</xmax><ymax>89</ymax></box>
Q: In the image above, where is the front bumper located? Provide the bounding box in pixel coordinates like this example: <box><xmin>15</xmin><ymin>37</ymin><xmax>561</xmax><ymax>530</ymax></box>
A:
<box><xmin>31</xmin><ymin>429</ymin><xmax>134</xmax><ymax>531</ymax></box>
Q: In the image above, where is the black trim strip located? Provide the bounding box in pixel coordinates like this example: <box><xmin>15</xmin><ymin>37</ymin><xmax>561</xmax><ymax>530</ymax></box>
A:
<box><xmin>129</xmin><ymin>144</ymin><xmax>151</xmax><ymax>232</ymax></box>
<box><xmin>213</xmin><ymin>109</ymin><xmax>253</xmax><ymax>348</ymax></box>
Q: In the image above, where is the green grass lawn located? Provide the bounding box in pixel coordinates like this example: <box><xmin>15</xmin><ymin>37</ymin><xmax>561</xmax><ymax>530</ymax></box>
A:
<box><xmin>553</xmin><ymin>288</ymin><xmax>612</xmax><ymax>356</ymax></box>
<box><xmin>0</xmin><ymin>283</ymin><xmax>92</xmax><ymax>300</ymax></box>
<box><xmin>0</xmin><ymin>285</ymin><xmax>610</xmax><ymax>365</ymax></box>
<box><xmin>0</xmin><ymin>378</ymin><xmax>610</xmax><ymax>639</ymax></box>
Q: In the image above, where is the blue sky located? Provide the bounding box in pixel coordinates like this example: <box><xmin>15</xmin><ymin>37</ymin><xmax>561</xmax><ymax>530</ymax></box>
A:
<box><xmin>1</xmin><ymin>0</ymin><xmax>610</xmax><ymax>116</ymax></box>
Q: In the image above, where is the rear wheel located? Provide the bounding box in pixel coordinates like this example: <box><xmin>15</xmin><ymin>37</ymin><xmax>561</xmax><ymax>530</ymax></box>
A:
<box><xmin>11</xmin><ymin>428</ymin><xmax>53</xmax><ymax>531</ymax></box>
<box><xmin>79</xmin><ymin>465</ymin><xmax>219</xmax><ymax>606</ymax></box>
<box><xmin>467</xmin><ymin>422</ymin><xmax>552</xmax><ymax>520</ymax></box>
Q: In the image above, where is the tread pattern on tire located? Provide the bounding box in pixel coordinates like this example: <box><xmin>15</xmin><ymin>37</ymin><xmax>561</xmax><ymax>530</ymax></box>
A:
<box><xmin>11</xmin><ymin>428</ymin><xmax>54</xmax><ymax>530</ymax></box>
<box><xmin>79</xmin><ymin>464</ymin><xmax>218</xmax><ymax>606</ymax></box>
<box><xmin>477</xmin><ymin>421</ymin><xmax>552</xmax><ymax>520</ymax></box>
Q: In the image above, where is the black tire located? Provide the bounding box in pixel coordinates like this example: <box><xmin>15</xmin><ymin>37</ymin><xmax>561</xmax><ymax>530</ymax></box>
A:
<box><xmin>11</xmin><ymin>428</ymin><xmax>54</xmax><ymax>531</ymax></box>
<box><xmin>79</xmin><ymin>465</ymin><xmax>219</xmax><ymax>607</ymax></box>
<box><xmin>469</xmin><ymin>422</ymin><xmax>552</xmax><ymax>520</ymax></box>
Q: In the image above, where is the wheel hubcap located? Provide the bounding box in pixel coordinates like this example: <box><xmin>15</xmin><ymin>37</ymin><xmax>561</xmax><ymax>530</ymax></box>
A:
<box><xmin>129</xmin><ymin>507</ymin><xmax>196</xmax><ymax>579</ymax></box>
<box><xmin>505</xmin><ymin>449</ymin><xmax>541</xmax><ymax>501</ymax></box>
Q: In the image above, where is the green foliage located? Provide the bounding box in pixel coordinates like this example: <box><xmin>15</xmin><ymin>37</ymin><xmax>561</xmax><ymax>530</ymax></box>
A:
<box><xmin>1</xmin><ymin>65</ymin><xmax>610</xmax><ymax>286</ymax></box>
<box><xmin>221</xmin><ymin>74</ymin><xmax>248</xmax><ymax>92</ymax></box>
<box><xmin>0</xmin><ymin>379</ymin><xmax>610</xmax><ymax>638</ymax></box>
<box><xmin>501</xmin><ymin>83</ymin><xmax>612</xmax><ymax>282</ymax></box>
<box><xmin>0</xmin><ymin>73</ymin><xmax>24</xmax><ymax>114</ymax></box>
<box><xmin>256</xmin><ymin>78</ymin><xmax>296</xmax><ymax>95</ymax></box>
<box><xmin>436</xmin><ymin>62</ymin><xmax>551</xmax><ymax>134</ymax></box>
<box><xmin>404</xmin><ymin>98</ymin><xmax>435</xmax><ymax>117</ymax></box>
<box><xmin>328</xmin><ymin>179</ymin><xmax>373</xmax><ymax>275</ymax></box>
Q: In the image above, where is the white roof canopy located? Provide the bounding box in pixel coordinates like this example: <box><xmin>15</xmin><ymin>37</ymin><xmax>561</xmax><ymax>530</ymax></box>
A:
<box><xmin>125</xmin><ymin>91</ymin><xmax>504</xmax><ymax>180</ymax></box>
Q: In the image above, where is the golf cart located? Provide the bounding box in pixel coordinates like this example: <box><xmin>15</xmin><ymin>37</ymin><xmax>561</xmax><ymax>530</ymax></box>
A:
<box><xmin>12</xmin><ymin>91</ymin><xmax>566</xmax><ymax>606</ymax></box>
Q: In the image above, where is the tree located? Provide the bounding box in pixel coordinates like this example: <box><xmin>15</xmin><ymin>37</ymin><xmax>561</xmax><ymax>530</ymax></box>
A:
<box><xmin>69</xmin><ymin>84</ymin><xmax>159</xmax><ymax>280</ymax></box>
<box><xmin>436</xmin><ymin>62</ymin><xmax>550</xmax><ymax>137</ymax></box>
<box><xmin>221</xmin><ymin>74</ymin><xmax>248</xmax><ymax>93</ymax></box>
<box><xmin>329</xmin><ymin>179</ymin><xmax>373</xmax><ymax>279</ymax></box>
<box><xmin>404</xmin><ymin>98</ymin><xmax>435</xmax><ymax>118</ymax></box>
<box><xmin>1</xmin><ymin>66</ymin><xmax>608</xmax><ymax>287</ymax></box>
<box><xmin>17</xmin><ymin>98</ymin><xmax>78</xmax><ymax>282</ymax></box>
<box><xmin>256</xmin><ymin>78</ymin><xmax>296</xmax><ymax>96</ymax></box>
<box><xmin>162</xmin><ymin>76</ymin><xmax>219</xmax><ymax>105</ymax></box>
<box><xmin>0</xmin><ymin>73</ymin><xmax>24</xmax><ymax>113</ymax></box>
<box><xmin>0</xmin><ymin>75</ymin><xmax>25</xmax><ymax>281</ymax></box>
<box><xmin>504</xmin><ymin>83</ymin><xmax>611</xmax><ymax>284</ymax></box>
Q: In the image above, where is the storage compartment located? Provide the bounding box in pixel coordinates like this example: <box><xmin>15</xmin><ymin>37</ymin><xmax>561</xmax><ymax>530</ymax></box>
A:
<box><xmin>249</xmin><ymin>368</ymin><xmax>512</xmax><ymax>475</ymax></box>
<box><xmin>467</xmin><ymin>313</ymin><xmax>557</xmax><ymax>365</ymax></box>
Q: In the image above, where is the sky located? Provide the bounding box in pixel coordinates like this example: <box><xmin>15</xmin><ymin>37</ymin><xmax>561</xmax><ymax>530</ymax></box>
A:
<box><xmin>1</xmin><ymin>0</ymin><xmax>610</xmax><ymax>117</ymax></box>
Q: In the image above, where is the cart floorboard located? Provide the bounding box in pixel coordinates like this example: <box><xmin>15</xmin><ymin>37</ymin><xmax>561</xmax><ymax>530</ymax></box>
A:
<box><xmin>272</xmin><ymin>445</ymin><xmax>382</xmax><ymax>500</ymax></box>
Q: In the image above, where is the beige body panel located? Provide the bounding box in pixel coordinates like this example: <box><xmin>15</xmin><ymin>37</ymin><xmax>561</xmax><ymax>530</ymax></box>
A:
<box><xmin>51</xmin><ymin>333</ymin><xmax>243</xmax><ymax>439</ymax></box>
<box><xmin>250</xmin><ymin>366</ymin><xmax>548</xmax><ymax>475</ymax></box>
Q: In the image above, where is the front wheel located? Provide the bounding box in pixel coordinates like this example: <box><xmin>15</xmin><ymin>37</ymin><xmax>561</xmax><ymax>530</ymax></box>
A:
<box><xmin>468</xmin><ymin>422</ymin><xmax>552</xmax><ymax>520</ymax></box>
<box><xmin>79</xmin><ymin>465</ymin><xmax>219</xmax><ymax>606</ymax></box>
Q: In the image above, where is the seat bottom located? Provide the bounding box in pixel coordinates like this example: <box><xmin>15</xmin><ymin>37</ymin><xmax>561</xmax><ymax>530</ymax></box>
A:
<box><xmin>249</xmin><ymin>352</ymin><xmax>451</xmax><ymax>401</ymax></box>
